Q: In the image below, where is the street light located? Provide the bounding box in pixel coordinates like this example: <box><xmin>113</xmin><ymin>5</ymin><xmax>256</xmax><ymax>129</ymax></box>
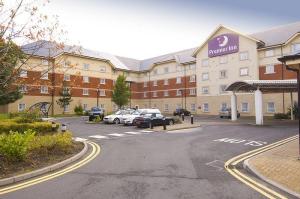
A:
<box><xmin>96</xmin><ymin>88</ymin><xmax>100</xmax><ymax>107</ymax></box>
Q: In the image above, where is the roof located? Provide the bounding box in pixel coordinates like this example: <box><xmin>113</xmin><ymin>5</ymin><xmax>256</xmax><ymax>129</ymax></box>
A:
<box><xmin>249</xmin><ymin>21</ymin><xmax>300</xmax><ymax>47</ymax></box>
<box><xmin>225</xmin><ymin>80</ymin><xmax>297</xmax><ymax>93</ymax></box>
<box><xmin>278</xmin><ymin>52</ymin><xmax>300</xmax><ymax>62</ymax></box>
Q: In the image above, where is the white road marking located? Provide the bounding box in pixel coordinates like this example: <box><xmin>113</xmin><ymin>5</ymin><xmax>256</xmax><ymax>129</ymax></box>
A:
<box><xmin>213</xmin><ymin>138</ymin><xmax>267</xmax><ymax>147</ymax></box>
<box><xmin>108</xmin><ymin>133</ymin><xmax>126</xmax><ymax>137</ymax></box>
<box><xmin>89</xmin><ymin>135</ymin><xmax>109</xmax><ymax>139</ymax></box>
<box><xmin>205</xmin><ymin>160</ymin><xmax>224</xmax><ymax>171</ymax></box>
<box><xmin>140</xmin><ymin>130</ymin><xmax>153</xmax><ymax>133</ymax></box>
<box><xmin>123</xmin><ymin>131</ymin><xmax>142</xmax><ymax>135</ymax></box>
<box><xmin>74</xmin><ymin>137</ymin><xmax>88</xmax><ymax>142</ymax></box>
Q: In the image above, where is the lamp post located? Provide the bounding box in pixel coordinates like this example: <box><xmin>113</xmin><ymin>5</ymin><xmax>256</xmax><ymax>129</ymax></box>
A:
<box><xmin>96</xmin><ymin>88</ymin><xmax>99</xmax><ymax>107</ymax></box>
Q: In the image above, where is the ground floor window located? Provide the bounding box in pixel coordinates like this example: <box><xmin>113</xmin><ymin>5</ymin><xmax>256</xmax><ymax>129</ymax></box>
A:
<box><xmin>100</xmin><ymin>104</ymin><xmax>105</xmax><ymax>109</ymax></box>
<box><xmin>164</xmin><ymin>104</ymin><xmax>169</xmax><ymax>112</ymax></box>
<box><xmin>267</xmin><ymin>102</ymin><xmax>275</xmax><ymax>113</ymax></box>
<box><xmin>220</xmin><ymin>103</ymin><xmax>227</xmax><ymax>110</ymax></box>
<box><xmin>191</xmin><ymin>104</ymin><xmax>196</xmax><ymax>112</ymax></box>
<box><xmin>83</xmin><ymin>104</ymin><xmax>88</xmax><ymax>111</ymax></box>
<box><xmin>18</xmin><ymin>103</ymin><xmax>26</xmax><ymax>112</ymax></box>
<box><xmin>241</xmin><ymin>102</ymin><xmax>249</xmax><ymax>112</ymax></box>
<box><xmin>176</xmin><ymin>104</ymin><xmax>182</xmax><ymax>109</ymax></box>
<box><xmin>64</xmin><ymin>104</ymin><xmax>70</xmax><ymax>112</ymax></box>
<box><xmin>203</xmin><ymin>103</ymin><xmax>209</xmax><ymax>112</ymax></box>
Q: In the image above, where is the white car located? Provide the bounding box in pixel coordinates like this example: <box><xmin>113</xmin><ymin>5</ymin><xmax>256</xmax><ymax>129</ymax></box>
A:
<box><xmin>103</xmin><ymin>109</ymin><xmax>134</xmax><ymax>124</ymax></box>
<box><xmin>123</xmin><ymin>109</ymin><xmax>161</xmax><ymax>125</ymax></box>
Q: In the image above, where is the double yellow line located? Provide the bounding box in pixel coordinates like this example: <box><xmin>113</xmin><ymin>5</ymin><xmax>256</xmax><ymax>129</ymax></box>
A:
<box><xmin>225</xmin><ymin>135</ymin><xmax>299</xmax><ymax>199</ymax></box>
<box><xmin>0</xmin><ymin>141</ymin><xmax>100</xmax><ymax>195</ymax></box>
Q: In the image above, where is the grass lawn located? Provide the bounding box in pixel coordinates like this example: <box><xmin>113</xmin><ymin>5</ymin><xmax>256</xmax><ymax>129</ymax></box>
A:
<box><xmin>0</xmin><ymin>113</ymin><xmax>9</xmax><ymax>120</ymax></box>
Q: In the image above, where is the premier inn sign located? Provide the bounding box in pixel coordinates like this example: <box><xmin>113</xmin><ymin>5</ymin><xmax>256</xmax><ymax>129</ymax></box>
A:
<box><xmin>208</xmin><ymin>34</ymin><xmax>239</xmax><ymax>57</ymax></box>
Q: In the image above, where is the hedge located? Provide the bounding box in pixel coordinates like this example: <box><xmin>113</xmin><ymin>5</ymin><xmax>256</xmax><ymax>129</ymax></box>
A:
<box><xmin>0</xmin><ymin>121</ymin><xmax>59</xmax><ymax>134</ymax></box>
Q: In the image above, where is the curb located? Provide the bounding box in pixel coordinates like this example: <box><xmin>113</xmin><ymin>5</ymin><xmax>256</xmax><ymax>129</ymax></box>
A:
<box><xmin>150</xmin><ymin>124</ymin><xmax>201</xmax><ymax>132</ymax></box>
<box><xmin>243</xmin><ymin>155</ymin><xmax>300</xmax><ymax>198</ymax></box>
<box><xmin>0</xmin><ymin>141</ymin><xmax>88</xmax><ymax>187</ymax></box>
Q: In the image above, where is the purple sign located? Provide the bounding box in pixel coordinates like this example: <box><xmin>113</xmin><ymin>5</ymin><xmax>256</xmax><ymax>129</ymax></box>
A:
<box><xmin>208</xmin><ymin>34</ymin><xmax>239</xmax><ymax>57</ymax></box>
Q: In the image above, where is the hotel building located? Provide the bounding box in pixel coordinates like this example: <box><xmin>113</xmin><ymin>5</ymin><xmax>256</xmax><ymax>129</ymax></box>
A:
<box><xmin>1</xmin><ymin>21</ymin><xmax>300</xmax><ymax>116</ymax></box>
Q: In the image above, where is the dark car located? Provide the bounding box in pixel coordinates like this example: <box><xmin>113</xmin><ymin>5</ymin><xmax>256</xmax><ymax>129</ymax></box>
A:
<box><xmin>135</xmin><ymin>113</ymin><xmax>175</xmax><ymax>128</ymax></box>
<box><xmin>173</xmin><ymin>108</ymin><xmax>191</xmax><ymax>116</ymax></box>
<box><xmin>219</xmin><ymin>108</ymin><xmax>240</xmax><ymax>119</ymax></box>
<box><xmin>88</xmin><ymin>107</ymin><xmax>105</xmax><ymax>121</ymax></box>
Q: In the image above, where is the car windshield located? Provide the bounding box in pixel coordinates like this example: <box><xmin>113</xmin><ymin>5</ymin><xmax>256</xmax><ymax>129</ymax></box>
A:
<box><xmin>132</xmin><ymin>110</ymin><xmax>141</xmax><ymax>115</ymax></box>
<box><xmin>115</xmin><ymin>111</ymin><xmax>122</xmax><ymax>115</ymax></box>
<box><xmin>91</xmin><ymin>107</ymin><xmax>99</xmax><ymax>111</ymax></box>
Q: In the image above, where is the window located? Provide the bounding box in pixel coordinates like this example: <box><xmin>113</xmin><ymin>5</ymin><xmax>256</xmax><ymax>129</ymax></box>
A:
<box><xmin>18</xmin><ymin>103</ymin><xmax>26</xmax><ymax>112</ymax></box>
<box><xmin>40</xmin><ymin>86</ymin><xmax>48</xmax><ymax>94</ymax></box>
<box><xmin>219</xmin><ymin>85</ymin><xmax>227</xmax><ymax>93</ymax></box>
<box><xmin>220</xmin><ymin>103</ymin><xmax>227</xmax><ymax>110</ymax></box>
<box><xmin>241</xmin><ymin>102</ymin><xmax>249</xmax><ymax>112</ymax></box>
<box><xmin>164</xmin><ymin>91</ymin><xmax>169</xmax><ymax>97</ymax></box>
<box><xmin>83</xmin><ymin>63</ymin><xmax>89</xmax><ymax>70</ymax></box>
<box><xmin>203</xmin><ymin>103</ymin><xmax>209</xmax><ymax>112</ymax></box>
<box><xmin>219</xmin><ymin>56</ymin><xmax>228</xmax><ymax>64</ymax></box>
<box><xmin>99</xmin><ymin>89</ymin><xmax>105</xmax><ymax>96</ymax></box>
<box><xmin>265</xmin><ymin>49</ymin><xmax>274</xmax><ymax>57</ymax></box>
<box><xmin>64</xmin><ymin>74</ymin><xmax>70</xmax><ymax>81</ymax></box>
<box><xmin>63</xmin><ymin>104</ymin><xmax>69</xmax><ymax>113</ymax></box>
<box><xmin>176</xmin><ymin>65</ymin><xmax>183</xmax><ymax>71</ymax></box>
<box><xmin>292</xmin><ymin>43</ymin><xmax>300</xmax><ymax>53</ymax></box>
<box><xmin>153</xmin><ymin>69</ymin><xmax>157</xmax><ymax>75</ymax></box>
<box><xmin>83</xmin><ymin>76</ymin><xmax>89</xmax><ymax>83</ymax></box>
<box><xmin>19</xmin><ymin>85</ymin><xmax>27</xmax><ymax>93</ymax></box>
<box><xmin>143</xmin><ymin>92</ymin><xmax>147</xmax><ymax>98</ymax></box>
<box><xmin>176</xmin><ymin>104</ymin><xmax>182</xmax><ymax>109</ymax></box>
<box><xmin>202</xmin><ymin>73</ymin><xmax>209</xmax><ymax>81</ymax></box>
<box><xmin>164</xmin><ymin>79</ymin><xmax>169</xmax><ymax>85</ymax></box>
<box><xmin>240</xmin><ymin>67</ymin><xmax>249</xmax><ymax>76</ymax></box>
<box><xmin>189</xmin><ymin>64</ymin><xmax>196</xmax><ymax>70</ymax></box>
<box><xmin>153</xmin><ymin>80</ymin><xmax>158</xmax><ymax>86</ymax></box>
<box><xmin>202</xmin><ymin>59</ymin><xmax>209</xmax><ymax>67</ymax></box>
<box><xmin>202</xmin><ymin>87</ymin><xmax>209</xmax><ymax>94</ymax></box>
<box><xmin>190</xmin><ymin>75</ymin><xmax>196</xmax><ymax>82</ymax></box>
<box><xmin>189</xmin><ymin>88</ymin><xmax>196</xmax><ymax>95</ymax></box>
<box><xmin>176</xmin><ymin>90</ymin><xmax>182</xmax><ymax>96</ymax></box>
<box><xmin>41</xmin><ymin>59</ymin><xmax>48</xmax><ymax>66</ymax></box>
<box><xmin>83</xmin><ymin>104</ymin><xmax>88</xmax><ymax>111</ymax></box>
<box><xmin>164</xmin><ymin>67</ymin><xmax>169</xmax><ymax>73</ymax></box>
<box><xmin>239</xmin><ymin>52</ymin><xmax>249</xmax><ymax>61</ymax></box>
<box><xmin>100</xmin><ymin>78</ymin><xmax>106</xmax><ymax>84</ymax></box>
<box><xmin>19</xmin><ymin>70</ymin><xmax>28</xmax><ymax>78</ymax></box>
<box><xmin>220</xmin><ymin>70</ymin><xmax>227</xmax><ymax>79</ymax></box>
<box><xmin>100</xmin><ymin>104</ymin><xmax>105</xmax><ymax>109</ymax></box>
<box><xmin>191</xmin><ymin>104</ymin><xmax>196</xmax><ymax>112</ymax></box>
<box><xmin>153</xmin><ymin>91</ymin><xmax>157</xmax><ymax>97</ymax></box>
<box><xmin>144</xmin><ymin>82</ymin><xmax>148</xmax><ymax>87</ymax></box>
<box><xmin>267</xmin><ymin>102</ymin><xmax>275</xmax><ymax>113</ymax></box>
<box><xmin>265</xmin><ymin>65</ymin><xmax>275</xmax><ymax>74</ymax></box>
<box><xmin>99</xmin><ymin>66</ymin><xmax>106</xmax><ymax>72</ymax></box>
<box><xmin>83</xmin><ymin>88</ymin><xmax>89</xmax><ymax>96</ymax></box>
<box><xmin>164</xmin><ymin>104</ymin><xmax>169</xmax><ymax>112</ymax></box>
<box><xmin>176</xmin><ymin>77</ymin><xmax>182</xmax><ymax>84</ymax></box>
<box><xmin>62</xmin><ymin>87</ymin><xmax>70</xmax><ymax>95</ymax></box>
<box><xmin>41</xmin><ymin>71</ymin><xmax>48</xmax><ymax>80</ymax></box>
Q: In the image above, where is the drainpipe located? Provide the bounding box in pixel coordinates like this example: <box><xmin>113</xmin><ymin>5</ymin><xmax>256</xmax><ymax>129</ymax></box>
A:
<box><xmin>280</xmin><ymin>45</ymin><xmax>285</xmax><ymax>113</ymax></box>
<box><xmin>184</xmin><ymin>65</ymin><xmax>187</xmax><ymax>109</ymax></box>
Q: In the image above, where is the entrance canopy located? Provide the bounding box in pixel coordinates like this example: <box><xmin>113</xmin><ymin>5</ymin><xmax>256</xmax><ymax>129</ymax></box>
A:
<box><xmin>226</xmin><ymin>79</ymin><xmax>297</xmax><ymax>93</ymax></box>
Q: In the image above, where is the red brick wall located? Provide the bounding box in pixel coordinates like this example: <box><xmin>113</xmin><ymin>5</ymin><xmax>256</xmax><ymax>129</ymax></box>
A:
<box><xmin>259</xmin><ymin>64</ymin><xmax>297</xmax><ymax>80</ymax></box>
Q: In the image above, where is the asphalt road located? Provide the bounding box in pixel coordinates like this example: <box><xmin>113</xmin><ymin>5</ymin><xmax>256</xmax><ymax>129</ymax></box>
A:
<box><xmin>1</xmin><ymin>117</ymin><xmax>298</xmax><ymax>199</ymax></box>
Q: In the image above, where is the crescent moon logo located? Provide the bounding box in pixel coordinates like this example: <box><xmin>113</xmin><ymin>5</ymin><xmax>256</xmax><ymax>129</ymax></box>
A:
<box><xmin>217</xmin><ymin>36</ymin><xmax>229</xmax><ymax>47</ymax></box>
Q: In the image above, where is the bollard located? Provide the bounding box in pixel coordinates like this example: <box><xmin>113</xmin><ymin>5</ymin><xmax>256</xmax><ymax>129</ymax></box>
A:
<box><xmin>61</xmin><ymin>124</ymin><xmax>67</xmax><ymax>132</ymax></box>
<box><xmin>51</xmin><ymin>121</ymin><xmax>57</xmax><ymax>131</ymax></box>
<box><xmin>163</xmin><ymin>117</ymin><xmax>166</xmax><ymax>130</ymax></box>
<box><xmin>181</xmin><ymin>113</ymin><xmax>184</xmax><ymax>121</ymax></box>
<box><xmin>150</xmin><ymin>118</ymin><xmax>154</xmax><ymax>129</ymax></box>
<box><xmin>191</xmin><ymin>115</ymin><xmax>194</xmax><ymax>124</ymax></box>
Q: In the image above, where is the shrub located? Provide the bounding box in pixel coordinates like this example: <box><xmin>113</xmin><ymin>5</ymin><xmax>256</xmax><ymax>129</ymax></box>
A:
<box><xmin>173</xmin><ymin>117</ymin><xmax>182</xmax><ymax>124</ymax></box>
<box><xmin>0</xmin><ymin>121</ymin><xmax>59</xmax><ymax>134</ymax></box>
<box><xmin>9</xmin><ymin>110</ymin><xmax>42</xmax><ymax>123</ymax></box>
<box><xmin>287</xmin><ymin>101</ymin><xmax>299</xmax><ymax>119</ymax></box>
<box><xmin>74</xmin><ymin>104</ymin><xmax>84</xmax><ymax>115</ymax></box>
<box><xmin>0</xmin><ymin>130</ymin><xmax>35</xmax><ymax>161</ymax></box>
<box><xmin>274</xmin><ymin>113</ymin><xmax>289</xmax><ymax>119</ymax></box>
<box><xmin>93</xmin><ymin>115</ymin><xmax>101</xmax><ymax>123</ymax></box>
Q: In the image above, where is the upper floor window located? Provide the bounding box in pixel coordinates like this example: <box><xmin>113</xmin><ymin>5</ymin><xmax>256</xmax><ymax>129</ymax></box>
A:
<box><xmin>41</xmin><ymin>59</ymin><xmax>48</xmax><ymax>66</ymax></box>
<box><xmin>83</xmin><ymin>63</ymin><xmax>89</xmax><ymax>70</ymax></box>
<box><xmin>153</xmin><ymin>91</ymin><xmax>157</xmax><ymax>97</ymax></box>
<box><xmin>202</xmin><ymin>72</ymin><xmax>209</xmax><ymax>81</ymax></box>
<box><xmin>164</xmin><ymin>90</ymin><xmax>169</xmax><ymax>97</ymax></box>
<box><xmin>153</xmin><ymin>80</ymin><xmax>158</xmax><ymax>86</ymax></box>
<box><xmin>19</xmin><ymin>69</ymin><xmax>28</xmax><ymax>78</ymax></box>
<box><xmin>100</xmin><ymin>78</ymin><xmax>106</xmax><ymax>84</ymax></box>
<box><xmin>153</xmin><ymin>69</ymin><xmax>158</xmax><ymax>75</ymax></box>
<box><xmin>202</xmin><ymin>87</ymin><xmax>209</xmax><ymax>94</ymax></box>
<box><xmin>219</xmin><ymin>56</ymin><xmax>228</xmax><ymax>64</ymax></box>
<box><xmin>176</xmin><ymin>90</ymin><xmax>182</xmax><ymax>96</ymax></box>
<box><xmin>265</xmin><ymin>49</ymin><xmax>274</xmax><ymax>57</ymax></box>
<box><xmin>190</xmin><ymin>75</ymin><xmax>196</xmax><ymax>82</ymax></box>
<box><xmin>62</xmin><ymin>87</ymin><xmax>70</xmax><ymax>95</ymax></box>
<box><xmin>220</xmin><ymin>70</ymin><xmax>227</xmax><ymax>79</ymax></box>
<box><xmin>40</xmin><ymin>85</ymin><xmax>48</xmax><ymax>94</ymax></box>
<box><xmin>189</xmin><ymin>64</ymin><xmax>196</xmax><ymax>70</ymax></box>
<box><xmin>19</xmin><ymin>85</ymin><xmax>28</xmax><ymax>93</ymax></box>
<box><xmin>202</xmin><ymin>59</ymin><xmax>209</xmax><ymax>67</ymax></box>
<box><xmin>143</xmin><ymin>92</ymin><xmax>147</xmax><ymax>98</ymax></box>
<box><xmin>176</xmin><ymin>77</ymin><xmax>182</xmax><ymax>84</ymax></box>
<box><xmin>164</xmin><ymin>67</ymin><xmax>169</xmax><ymax>73</ymax></box>
<box><xmin>99</xmin><ymin>66</ymin><xmax>106</xmax><ymax>72</ymax></box>
<box><xmin>265</xmin><ymin>65</ymin><xmax>275</xmax><ymax>74</ymax></box>
<box><xmin>83</xmin><ymin>76</ymin><xmax>89</xmax><ymax>83</ymax></box>
<box><xmin>40</xmin><ymin>70</ymin><xmax>48</xmax><ymax>80</ymax></box>
<box><xmin>99</xmin><ymin>89</ymin><xmax>106</xmax><ymax>96</ymax></box>
<box><xmin>239</xmin><ymin>52</ymin><xmax>249</xmax><ymax>61</ymax></box>
<box><xmin>292</xmin><ymin>43</ymin><xmax>300</xmax><ymax>53</ymax></box>
<box><xmin>64</xmin><ymin>74</ymin><xmax>70</xmax><ymax>81</ymax></box>
<box><xmin>240</xmin><ymin>67</ymin><xmax>249</xmax><ymax>76</ymax></box>
<box><xmin>219</xmin><ymin>85</ymin><xmax>227</xmax><ymax>94</ymax></box>
<box><xmin>164</xmin><ymin>79</ymin><xmax>169</xmax><ymax>85</ymax></box>
<box><xmin>144</xmin><ymin>82</ymin><xmax>148</xmax><ymax>87</ymax></box>
<box><xmin>82</xmin><ymin>88</ymin><xmax>89</xmax><ymax>96</ymax></box>
<box><xmin>189</xmin><ymin>88</ymin><xmax>196</xmax><ymax>95</ymax></box>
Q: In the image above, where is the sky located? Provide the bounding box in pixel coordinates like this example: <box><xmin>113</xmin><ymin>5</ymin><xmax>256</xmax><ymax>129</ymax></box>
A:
<box><xmin>43</xmin><ymin>0</ymin><xmax>300</xmax><ymax>60</ymax></box>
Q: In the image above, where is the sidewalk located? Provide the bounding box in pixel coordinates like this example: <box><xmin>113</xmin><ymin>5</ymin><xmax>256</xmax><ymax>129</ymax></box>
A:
<box><xmin>248</xmin><ymin>138</ymin><xmax>300</xmax><ymax>196</ymax></box>
<box><xmin>148</xmin><ymin>120</ymin><xmax>201</xmax><ymax>132</ymax></box>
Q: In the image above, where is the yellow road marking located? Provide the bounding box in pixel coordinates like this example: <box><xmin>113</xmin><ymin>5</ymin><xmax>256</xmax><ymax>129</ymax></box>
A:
<box><xmin>225</xmin><ymin>135</ymin><xmax>298</xmax><ymax>199</ymax></box>
<box><xmin>0</xmin><ymin>141</ymin><xmax>100</xmax><ymax>195</ymax></box>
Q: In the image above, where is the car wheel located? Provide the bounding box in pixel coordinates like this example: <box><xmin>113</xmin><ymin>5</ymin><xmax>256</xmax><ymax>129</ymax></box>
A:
<box><xmin>114</xmin><ymin>118</ymin><xmax>120</xmax><ymax>124</ymax></box>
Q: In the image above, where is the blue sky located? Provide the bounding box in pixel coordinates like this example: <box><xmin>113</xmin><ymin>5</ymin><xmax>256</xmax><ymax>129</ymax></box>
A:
<box><xmin>48</xmin><ymin>0</ymin><xmax>300</xmax><ymax>59</ymax></box>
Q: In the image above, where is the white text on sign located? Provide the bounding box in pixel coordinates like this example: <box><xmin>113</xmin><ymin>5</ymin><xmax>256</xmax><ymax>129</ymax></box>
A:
<box><xmin>214</xmin><ymin>138</ymin><xmax>267</xmax><ymax>147</ymax></box>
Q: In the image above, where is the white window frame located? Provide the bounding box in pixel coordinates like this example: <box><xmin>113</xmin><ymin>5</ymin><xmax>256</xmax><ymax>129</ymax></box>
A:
<box><xmin>189</xmin><ymin>64</ymin><xmax>196</xmax><ymax>70</ymax></box>
<box><xmin>144</xmin><ymin>82</ymin><xmax>148</xmax><ymax>87</ymax></box>
<box><xmin>240</xmin><ymin>67</ymin><xmax>249</xmax><ymax>76</ymax></box>
<box><xmin>239</xmin><ymin>51</ymin><xmax>249</xmax><ymax>61</ymax></box>
<box><xmin>202</xmin><ymin>87</ymin><xmax>209</xmax><ymax>94</ymax></box>
<box><xmin>265</xmin><ymin>49</ymin><xmax>274</xmax><ymax>57</ymax></box>
<box><xmin>219</xmin><ymin>85</ymin><xmax>227</xmax><ymax>94</ymax></box>
<box><xmin>176</xmin><ymin>77</ymin><xmax>182</xmax><ymax>84</ymax></box>
<box><xmin>63</xmin><ymin>104</ymin><xmax>70</xmax><ymax>113</ymax></box>
<box><xmin>40</xmin><ymin>85</ymin><xmax>48</xmax><ymax>94</ymax></box>
<box><xmin>190</xmin><ymin>75</ymin><xmax>196</xmax><ymax>82</ymax></box>
<box><xmin>153</xmin><ymin>91</ymin><xmax>157</xmax><ymax>97</ymax></box>
<box><xmin>189</xmin><ymin>88</ymin><xmax>196</xmax><ymax>96</ymax></box>
<box><xmin>265</xmin><ymin>64</ymin><xmax>275</xmax><ymax>74</ymax></box>
<box><xmin>62</xmin><ymin>87</ymin><xmax>70</xmax><ymax>95</ymax></box>
<box><xmin>83</xmin><ymin>76</ymin><xmax>89</xmax><ymax>83</ymax></box>
<box><xmin>19</xmin><ymin>70</ymin><xmax>28</xmax><ymax>78</ymax></box>
<box><xmin>292</xmin><ymin>43</ymin><xmax>300</xmax><ymax>53</ymax></box>
<box><xmin>164</xmin><ymin>90</ymin><xmax>169</xmax><ymax>97</ymax></box>
<box><xmin>202</xmin><ymin>73</ymin><xmax>209</xmax><ymax>81</ymax></box>
<box><xmin>64</xmin><ymin>74</ymin><xmax>71</xmax><ymax>81</ymax></box>
<box><xmin>100</xmin><ymin>78</ymin><xmax>106</xmax><ymax>84</ymax></box>
<box><xmin>220</xmin><ymin>70</ymin><xmax>227</xmax><ymax>79</ymax></box>
<box><xmin>267</xmin><ymin>102</ymin><xmax>275</xmax><ymax>113</ymax></box>
<box><xmin>83</xmin><ymin>104</ymin><xmax>88</xmax><ymax>111</ymax></box>
<box><xmin>164</xmin><ymin>67</ymin><xmax>169</xmax><ymax>73</ymax></box>
<box><xmin>241</xmin><ymin>102</ymin><xmax>249</xmax><ymax>113</ymax></box>
<box><xmin>220</xmin><ymin>103</ymin><xmax>227</xmax><ymax>110</ymax></box>
<box><xmin>83</xmin><ymin>63</ymin><xmax>89</xmax><ymax>71</ymax></box>
<box><xmin>176</xmin><ymin>90</ymin><xmax>182</xmax><ymax>96</ymax></box>
<box><xmin>164</xmin><ymin>79</ymin><xmax>169</xmax><ymax>85</ymax></box>
<box><xmin>153</xmin><ymin>80</ymin><xmax>158</xmax><ymax>86</ymax></box>
<box><xmin>40</xmin><ymin>70</ymin><xmax>49</xmax><ymax>80</ymax></box>
<box><xmin>18</xmin><ymin>103</ymin><xmax>26</xmax><ymax>112</ymax></box>
<box><xmin>164</xmin><ymin>104</ymin><xmax>169</xmax><ymax>112</ymax></box>
<box><xmin>19</xmin><ymin>85</ymin><xmax>28</xmax><ymax>93</ymax></box>
<box><xmin>99</xmin><ymin>89</ymin><xmax>106</xmax><ymax>96</ymax></box>
<box><xmin>143</xmin><ymin>92</ymin><xmax>147</xmax><ymax>98</ymax></box>
<box><xmin>82</xmin><ymin>88</ymin><xmax>89</xmax><ymax>96</ymax></box>
<box><xmin>202</xmin><ymin>59</ymin><xmax>209</xmax><ymax>67</ymax></box>
<box><xmin>203</xmin><ymin>103</ymin><xmax>209</xmax><ymax>112</ymax></box>
<box><xmin>191</xmin><ymin>104</ymin><xmax>196</xmax><ymax>112</ymax></box>
<box><xmin>219</xmin><ymin>56</ymin><xmax>228</xmax><ymax>64</ymax></box>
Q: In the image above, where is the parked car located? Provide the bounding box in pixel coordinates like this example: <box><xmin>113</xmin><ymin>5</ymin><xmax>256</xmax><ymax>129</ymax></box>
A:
<box><xmin>122</xmin><ymin>109</ymin><xmax>161</xmax><ymax>125</ymax></box>
<box><xmin>88</xmin><ymin>107</ymin><xmax>105</xmax><ymax>121</ymax></box>
<box><xmin>173</xmin><ymin>108</ymin><xmax>191</xmax><ymax>116</ymax></box>
<box><xmin>219</xmin><ymin>108</ymin><xmax>240</xmax><ymax>119</ymax></box>
<box><xmin>103</xmin><ymin>109</ymin><xmax>135</xmax><ymax>124</ymax></box>
<box><xmin>134</xmin><ymin>113</ymin><xmax>175</xmax><ymax>128</ymax></box>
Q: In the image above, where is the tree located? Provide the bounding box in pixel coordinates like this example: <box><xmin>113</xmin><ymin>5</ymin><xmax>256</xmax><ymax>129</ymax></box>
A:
<box><xmin>56</xmin><ymin>86</ymin><xmax>72</xmax><ymax>114</ymax></box>
<box><xmin>0</xmin><ymin>39</ymin><xmax>26</xmax><ymax>105</ymax></box>
<box><xmin>112</xmin><ymin>75</ymin><xmax>131</xmax><ymax>109</ymax></box>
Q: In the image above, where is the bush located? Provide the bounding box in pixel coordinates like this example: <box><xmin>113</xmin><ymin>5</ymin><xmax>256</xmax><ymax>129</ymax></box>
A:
<box><xmin>9</xmin><ymin>110</ymin><xmax>42</xmax><ymax>123</ymax></box>
<box><xmin>173</xmin><ymin>117</ymin><xmax>182</xmax><ymax>124</ymax></box>
<box><xmin>287</xmin><ymin>101</ymin><xmax>299</xmax><ymax>119</ymax></box>
<box><xmin>74</xmin><ymin>104</ymin><xmax>84</xmax><ymax>115</ymax></box>
<box><xmin>0</xmin><ymin>121</ymin><xmax>59</xmax><ymax>134</ymax></box>
<box><xmin>0</xmin><ymin>130</ymin><xmax>35</xmax><ymax>161</ymax></box>
<box><xmin>93</xmin><ymin>115</ymin><xmax>101</xmax><ymax>123</ymax></box>
<box><xmin>274</xmin><ymin>113</ymin><xmax>289</xmax><ymax>119</ymax></box>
